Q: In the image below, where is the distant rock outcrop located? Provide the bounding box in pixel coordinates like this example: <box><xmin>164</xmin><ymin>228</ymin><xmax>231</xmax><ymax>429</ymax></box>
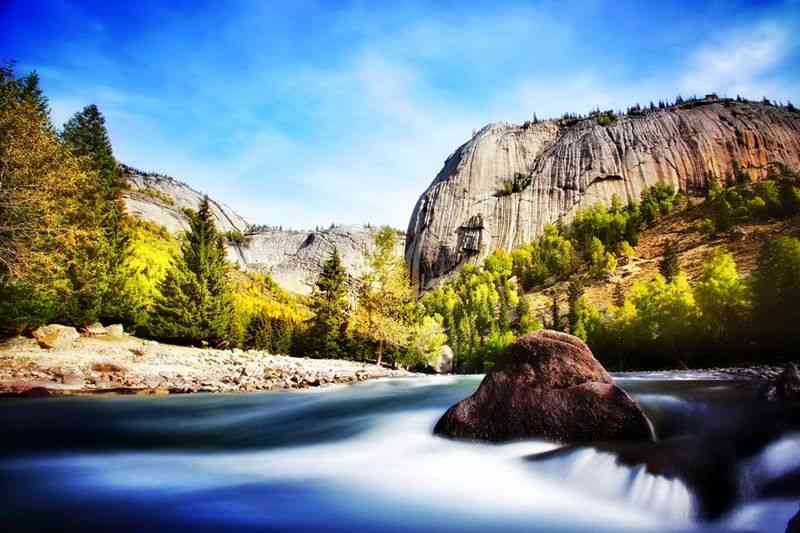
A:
<box><xmin>123</xmin><ymin>165</ymin><xmax>248</xmax><ymax>234</ymax></box>
<box><xmin>433</xmin><ymin>330</ymin><xmax>655</xmax><ymax>443</ymax></box>
<box><xmin>122</xmin><ymin>165</ymin><xmax>403</xmax><ymax>294</ymax></box>
<box><xmin>406</xmin><ymin>100</ymin><xmax>800</xmax><ymax>289</ymax></box>
<box><xmin>229</xmin><ymin>226</ymin><xmax>405</xmax><ymax>295</ymax></box>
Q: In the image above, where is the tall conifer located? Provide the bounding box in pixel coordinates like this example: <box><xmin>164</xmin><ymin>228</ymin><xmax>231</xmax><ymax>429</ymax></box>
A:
<box><xmin>149</xmin><ymin>197</ymin><xmax>233</xmax><ymax>345</ymax></box>
<box><xmin>62</xmin><ymin>104</ymin><xmax>130</xmax><ymax>322</ymax></box>
<box><xmin>305</xmin><ymin>248</ymin><xmax>350</xmax><ymax>358</ymax></box>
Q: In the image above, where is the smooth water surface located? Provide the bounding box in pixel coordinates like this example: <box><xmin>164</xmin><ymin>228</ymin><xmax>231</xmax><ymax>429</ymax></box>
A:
<box><xmin>1</xmin><ymin>375</ymin><xmax>798</xmax><ymax>532</ymax></box>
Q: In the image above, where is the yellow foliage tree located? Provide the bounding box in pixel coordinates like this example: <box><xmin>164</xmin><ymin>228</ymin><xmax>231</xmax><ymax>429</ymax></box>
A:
<box><xmin>352</xmin><ymin>227</ymin><xmax>414</xmax><ymax>365</ymax></box>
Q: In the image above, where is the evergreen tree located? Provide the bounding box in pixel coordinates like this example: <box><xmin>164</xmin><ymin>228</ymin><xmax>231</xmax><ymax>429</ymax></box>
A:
<box><xmin>148</xmin><ymin>197</ymin><xmax>233</xmax><ymax>346</ymax></box>
<box><xmin>270</xmin><ymin>317</ymin><xmax>294</xmax><ymax>354</ymax></box>
<box><xmin>245</xmin><ymin>311</ymin><xmax>273</xmax><ymax>351</ymax></box>
<box><xmin>0</xmin><ymin>64</ymin><xmax>95</xmax><ymax>330</ymax></box>
<box><xmin>550</xmin><ymin>294</ymin><xmax>562</xmax><ymax>331</ymax></box>
<box><xmin>20</xmin><ymin>71</ymin><xmax>51</xmax><ymax>128</ymax></box>
<box><xmin>62</xmin><ymin>104</ymin><xmax>130</xmax><ymax>322</ymax></box>
<box><xmin>304</xmin><ymin>247</ymin><xmax>350</xmax><ymax>358</ymax></box>
<box><xmin>567</xmin><ymin>276</ymin><xmax>584</xmax><ymax>333</ymax></box>
<box><xmin>659</xmin><ymin>241</ymin><xmax>680</xmax><ymax>281</ymax></box>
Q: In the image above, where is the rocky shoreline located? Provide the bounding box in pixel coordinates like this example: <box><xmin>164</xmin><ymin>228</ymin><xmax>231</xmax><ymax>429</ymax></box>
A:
<box><xmin>0</xmin><ymin>333</ymin><xmax>415</xmax><ymax>398</ymax></box>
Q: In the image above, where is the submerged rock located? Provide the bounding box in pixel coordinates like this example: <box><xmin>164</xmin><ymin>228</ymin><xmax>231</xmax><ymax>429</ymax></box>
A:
<box><xmin>434</xmin><ymin>330</ymin><xmax>654</xmax><ymax>443</ymax></box>
<box><xmin>32</xmin><ymin>325</ymin><xmax>79</xmax><ymax>350</ymax></box>
<box><xmin>759</xmin><ymin>364</ymin><xmax>800</xmax><ymax>402</ymax></box>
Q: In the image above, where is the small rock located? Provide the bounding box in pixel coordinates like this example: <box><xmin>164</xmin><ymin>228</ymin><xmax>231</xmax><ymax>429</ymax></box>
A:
<box><xmin>106</xmin><ymin>324</ymin><xmax>124</xmax><ymax>338</ymax></box>
<box><xmin>32</xmin><ymin>325</ymin><xmax>79</xmax><ymax>350</ymax></box>
<box><xmin>82</xmin><ymin>322</ymin><xmax>107</xmax><ymax>337</ymax></box>
<box><xmin>60</xmin><ymin>370</ymin><xmax>84</xmax><ymax>387</ymax></box>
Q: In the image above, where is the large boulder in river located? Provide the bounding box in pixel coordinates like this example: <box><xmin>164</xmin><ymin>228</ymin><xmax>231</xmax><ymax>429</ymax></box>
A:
<box><xmin>433</xmin><ymin>330</ymin><xmax>655</xmax><ymax>443</ymax></box>
<box><xmin>32</xmin><ymin>325</ymin><xmax>79</xmax><ymax>350</ymax></box>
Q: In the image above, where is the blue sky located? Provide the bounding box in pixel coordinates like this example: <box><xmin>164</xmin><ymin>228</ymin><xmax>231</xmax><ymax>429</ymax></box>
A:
<box><xmin>2</xmin><ymin>0</ymin><xmax>799</xmax><ymax>229</ymax></box>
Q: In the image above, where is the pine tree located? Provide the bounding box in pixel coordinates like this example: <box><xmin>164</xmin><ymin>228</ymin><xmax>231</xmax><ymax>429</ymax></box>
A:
<box><xmin>550</xmin><ymin>294</ymin><xmax>561</xmax><ymax>331</ymax></box>
<box><xmin>270</xmin><ymin>317</ymin><xmax>294</xmax><ymax>354</ymax></box>
<box><xmin>245</xmin><ymin>312</ymin><xmax>273</xmax><ymax>351</ymax></box>
<box><xmin>62</xmin><ymin>104</ymin><xmax>130</xmax><ymax>322</ymax></box>
<box><xmin>20</xmin><ymin>71</ymin><xmax>51</xmax><ymax>128</ymax></box>
<box><xmin>659</xmin><ymin>241</ymin><xmax>680</xmax><ymax>281</ymax></box>
<box><xmin>567</xmin><ymin>277</ymin><xmax>584</xmax><ymax>333</ymax></box>
<box><xmin>149</xmin><ymin>197</ymin><xmax>233</xmax><ymax>345</ymax></box>
<box><xmin>304</xmin><ymin>247</ymin><xmax>350</xmax><ymax>358</ymax></box>
<box><xmin>0</xmin><ymin>64</ymin><xmax>95</xmax><ymax>330</ymax></box>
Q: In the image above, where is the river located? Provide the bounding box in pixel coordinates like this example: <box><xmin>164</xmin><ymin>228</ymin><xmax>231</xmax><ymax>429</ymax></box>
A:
<box><xmin>1</xmin><ymin>375</ymin><xmax>798</xmax><ymax>532</ymax></box>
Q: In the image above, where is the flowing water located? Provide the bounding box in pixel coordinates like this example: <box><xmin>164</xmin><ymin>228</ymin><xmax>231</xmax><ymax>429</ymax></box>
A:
<box><xmin>1</xmin><ymin>375</ymin><xmax>798</xmax><ymax>532</ymax></box>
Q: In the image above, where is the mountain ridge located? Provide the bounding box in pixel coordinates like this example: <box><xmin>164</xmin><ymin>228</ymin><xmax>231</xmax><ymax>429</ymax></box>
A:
<box><xmin>122</xmin><ymin>166</ymin><xmax>403</xmax><ymax>295</ymax></box>
<box><xmin>405</xmin><ymin>98</ymin><xmax>800</xmax><ymax>290</ymax></box>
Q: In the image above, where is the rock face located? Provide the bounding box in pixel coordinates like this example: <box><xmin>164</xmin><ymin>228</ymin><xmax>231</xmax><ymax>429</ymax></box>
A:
<box><xmin>33</xmin><ymin>325</ymin><xmax>80</xmax><ymax>350</ymax></box>
<box><xmin>123</xmin><ymin>165</ymin><xmax>248</xmax><ymax>234</ymax></box>
<box><xmin>229</xmin><ymin>225</ymin><xmax>405</xmax><ymax>295</ymax></box>
<box><xmin>758</xmin><ymin>363</ymin><xmax>800</xmax><ymax>402</ymax></box>
<box><xmin>406</xmin><ymin>100</ymin><xmax>800</xmax><ymax>289</ymax></box>
<box><xmin>433</xmin><ymin>330</ymin><xmax>655</xmax><ymax>443</ymax></box>
<box><xmin>122</xmin><ymin>165</ymin><xmax>403</xmax><ymax>294</ymax></box>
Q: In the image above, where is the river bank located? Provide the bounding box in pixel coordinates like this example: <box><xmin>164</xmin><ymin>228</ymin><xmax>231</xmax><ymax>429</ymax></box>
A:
<box><xmin>0</xmin><ymin>333</ymin><xmax>414</xmax><ymax>397</ymax></box>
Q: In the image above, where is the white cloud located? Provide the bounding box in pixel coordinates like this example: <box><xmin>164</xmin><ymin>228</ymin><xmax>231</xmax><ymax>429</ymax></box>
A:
<box><xmin>35</xmin><ymin>6</ymin><xmax>800</xmax><ymax>232</ymax></box>
<box><xmin>680</xmin><ymin>23</ymin><xmax>794</xmax><ymax>100</ymax></box>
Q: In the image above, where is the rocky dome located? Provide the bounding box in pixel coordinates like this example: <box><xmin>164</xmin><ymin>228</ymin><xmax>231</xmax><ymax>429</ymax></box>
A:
<box><xmin>433</xmin><ymin>330</ymin><xmax>655</xmax><ymax>443</ymax></box>
<box><xmin>122</xmin><ymin>166</ymin><xmax>403</xmax><ymax>294</ymax></box>
<box><xmin>406</xmin><ymin>100</ymin><xmax>800</xmax><ymax>290</ymax></box>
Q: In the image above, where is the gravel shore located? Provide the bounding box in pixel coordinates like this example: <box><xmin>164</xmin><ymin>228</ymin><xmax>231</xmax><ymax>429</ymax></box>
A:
<box><xmin>0</xmin><ymin>334</ymin><xmax>415</xmax><ymax>397</ymax></box>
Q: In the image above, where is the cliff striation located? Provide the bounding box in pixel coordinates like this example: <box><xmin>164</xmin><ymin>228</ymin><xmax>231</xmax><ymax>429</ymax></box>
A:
<box><xmin>406</xmin><ymin>99</ymin><xmax>800</xmax><ymax>290</ymax></box>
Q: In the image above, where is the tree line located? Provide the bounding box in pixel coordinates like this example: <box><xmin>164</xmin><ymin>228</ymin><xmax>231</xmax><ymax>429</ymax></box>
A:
<box><xmin>420</xmin><ymin>168</ymin><xmax>800</xmax><ymax>372</ymax></box>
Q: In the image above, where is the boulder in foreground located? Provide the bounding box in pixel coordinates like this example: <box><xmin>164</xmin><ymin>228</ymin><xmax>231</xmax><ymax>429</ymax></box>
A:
<box><xmin>32</xmin><ymin>325</ymin><xmax>79</xmax><ymax>350</ymax></box>
<box><xmin>433</xmin><ymin>330</ymin><xmax>655</xmax><ymax>443</ymax></box>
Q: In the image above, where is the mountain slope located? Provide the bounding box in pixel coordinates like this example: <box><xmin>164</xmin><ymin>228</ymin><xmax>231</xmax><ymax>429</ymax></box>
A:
<box><xmin>122</xmin><ymin>166</ymin><xmax>402</xmax><ymax>294</ymax></box>
<box><xmin>406</xmin><ymin>99</ymin><xmax>800</xmax><ymax>290</ymax></box>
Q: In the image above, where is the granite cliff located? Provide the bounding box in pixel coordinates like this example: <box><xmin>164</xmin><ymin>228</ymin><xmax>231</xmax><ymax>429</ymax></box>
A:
<box><xmin>122</xmin><ymin>166</ymin><xmax>401</xmax><ymax>294</ymax></box>
<box><xmin>405</xmin><ymin>99</ymin><xmax>800</xmax><ymax>290</ymax></box>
